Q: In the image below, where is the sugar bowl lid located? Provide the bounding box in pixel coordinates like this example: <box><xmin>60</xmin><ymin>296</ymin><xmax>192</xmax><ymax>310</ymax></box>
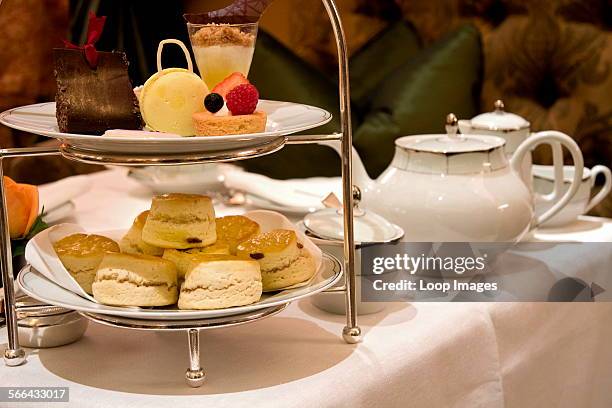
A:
<box><xmin>469</xmin><ymin>100</ymin><xmax>530</xmax><ymax>131</ymax></box>
<box><xmin>303</xmin><ymin>188</ymin><xmax>403</xmax><ymax>243</ymax></box>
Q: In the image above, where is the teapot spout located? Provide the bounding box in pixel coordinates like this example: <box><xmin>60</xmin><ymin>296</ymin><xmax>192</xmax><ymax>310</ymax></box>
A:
<box><xmin>317</xmin><ymin>139</ymin><xmax>372</xmax><ymax>187</ymax></box>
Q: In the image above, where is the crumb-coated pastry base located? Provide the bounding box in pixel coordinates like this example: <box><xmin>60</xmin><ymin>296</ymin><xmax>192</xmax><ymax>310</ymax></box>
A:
<box><xmin>162</xmin><ymin>242</ymin><xmax>231</xmax><ymax>278</ymax></box>
<box><xmin>119</xmin><ymin>211</ymin><xmax>164</xmax><ymax>256</ymax></box>
<box><xmin>192</xmin><ymin>110</ymin><xmax>266</xmax><ymax>136</ymax></box>
<box><xmin>54</xmin><ymin>233</ymin><xmax>120</xmax><ymax>294</ymax></box>
<box><xmin>92</xmin><ymin>253</ymin><xmax>178</xmax><ymax>306</ymax></box>
<box><xmin>178</xmin><ymin>256</ymin><xmax>262</xmax><ymax>310</ymax></box>
<box><xmin>216</xmin><ymin>215</ymin><xmax>260</xmax><ymax>254</ymax></box>
<box><xmin>142</xmin><ymin>193</ymin><xmax>216</xmax><ymax>249</ymax></box>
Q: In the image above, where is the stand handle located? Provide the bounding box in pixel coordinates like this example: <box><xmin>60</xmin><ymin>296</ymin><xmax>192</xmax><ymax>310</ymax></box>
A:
<box><xmin>322</xmin><ymin>0</ymin><xmax>361</xmax><ymax>344</ymax></box>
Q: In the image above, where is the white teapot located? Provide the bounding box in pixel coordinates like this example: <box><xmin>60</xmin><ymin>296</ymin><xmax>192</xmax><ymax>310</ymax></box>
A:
<box><xmin>322</xmin><ymin>114</ymin><xmax>584</xmax><ymax>242</ymax></box>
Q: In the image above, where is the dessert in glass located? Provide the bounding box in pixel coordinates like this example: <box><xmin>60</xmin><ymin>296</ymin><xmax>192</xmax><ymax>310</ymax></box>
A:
<box><xmin>187</xmin><ymin>23</ymin><xmax>258</xmax><ymax>90</ymax></box>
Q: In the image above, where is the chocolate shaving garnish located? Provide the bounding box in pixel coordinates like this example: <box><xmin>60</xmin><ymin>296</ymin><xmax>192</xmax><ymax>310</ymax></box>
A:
<box><xmin>186</xmin><ymin>237</ymin><xmax>202</xmax><ymax>244</ymax></box>
<box><xmin>249</xmin><ymin>252</ymin><xmax>264</xmax><ymax>260</ymax></box>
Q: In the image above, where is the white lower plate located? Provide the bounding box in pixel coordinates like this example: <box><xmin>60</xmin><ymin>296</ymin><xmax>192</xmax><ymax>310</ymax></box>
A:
<box><xmin>0</xmin><ymin>100</ymin><xmax>332</xmax><ymax>154</ymax></box>
<box><xmin>18</xmin><ymin>253</ymin><xmax>342</xmax><ymax>321</ymax></box>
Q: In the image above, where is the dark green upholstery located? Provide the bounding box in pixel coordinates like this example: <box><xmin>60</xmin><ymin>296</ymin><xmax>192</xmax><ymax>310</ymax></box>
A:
<box><xmin>244</xmin><ymin>24</ymin><xmax>482</xmax><ymax>179</ymax></box>
<box><xmin>243</xmin><ymin>31</ymin><xmax>343</xmax><ymax>178</ymax></box>
<box><xmin>349</xmin><ymin>21</ymin><xmax>421</xmax><ymax>115</ymax></box>
<box><xmin>353</xmin><ymin>24</ymin><xmax>482</xmax><ymax>177</ymax></box>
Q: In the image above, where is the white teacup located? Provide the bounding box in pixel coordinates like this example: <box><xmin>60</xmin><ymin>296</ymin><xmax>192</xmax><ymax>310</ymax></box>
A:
<box><xmin>533</xmin><ymin>164</ymin><xmax>612</xmax><ymax>227</ymax></box>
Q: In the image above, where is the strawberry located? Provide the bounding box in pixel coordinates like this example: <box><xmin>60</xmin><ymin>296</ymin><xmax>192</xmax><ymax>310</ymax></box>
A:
<box><xmin>211</xmin><ymin>72</ymin><xmax>250</xmax><ymax>98</ymax></box>
<box><xmin>226</xmin><ymin>84</ymin><xmax>259</xmax><ymax>115</ymax></box>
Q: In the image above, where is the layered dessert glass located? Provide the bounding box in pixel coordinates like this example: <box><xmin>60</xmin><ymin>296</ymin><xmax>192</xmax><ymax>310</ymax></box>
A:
<box><xmin>187</xmin><ymin>22</ymin><xmax>258</xmax><ymax>89</ymax></box>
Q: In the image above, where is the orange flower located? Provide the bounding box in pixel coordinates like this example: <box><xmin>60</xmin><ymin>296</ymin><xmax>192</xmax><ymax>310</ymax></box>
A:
<box><xmin>3</xmin><ymin>176</ymin><xmax>39</xmax><ymax>239</ymax></box>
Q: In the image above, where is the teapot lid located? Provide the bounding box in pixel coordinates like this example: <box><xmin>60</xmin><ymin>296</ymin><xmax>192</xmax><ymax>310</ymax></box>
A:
<box><xmin>396</xmin><ymin>114</ymin><xmax>506</xmax><ymax>154</ymax></box>
<box><xmin>393</xmin><ymin>114</ymin><xmax>508</xmax><ymax>174</ymax></box>
<box><xmin>470</xmin><ymin>100</ymin><xmax>530</xmax><ymax>131</ymax></box>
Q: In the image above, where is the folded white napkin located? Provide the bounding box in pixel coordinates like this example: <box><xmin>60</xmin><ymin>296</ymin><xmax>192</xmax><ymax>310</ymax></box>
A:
<box><xmin>223</xmin><ymin>170</ymin><xmax>341</xmax><ymax>209</ymax></box>
<box><xmin>38</xmin><ymin>174</ymin><xmax>91</xmax><ymax>213</ymax></box>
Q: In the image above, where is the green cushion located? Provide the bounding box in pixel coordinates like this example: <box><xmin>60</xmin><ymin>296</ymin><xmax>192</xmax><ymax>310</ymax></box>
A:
<box><xmin>349</xmin><ymin>21</ymin><xmax>421</xmax><ymax>115</ymax></box>
<box><xmin>242</xmin><ymin>31</ymin><xmax>343</xmax><ymax>179</ymax></box>
<box><xmin>354</xmin><ymin>24</ymin><xmax>482</xmax><ymax>177</ymax></box>
<box><xmin>244</xmin><ymin>22</ymin><xmax>420</xmax><ymax>179</ymax></box>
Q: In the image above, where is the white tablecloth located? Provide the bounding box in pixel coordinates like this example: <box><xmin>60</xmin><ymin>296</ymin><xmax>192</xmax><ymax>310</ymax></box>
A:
<box><xmin>2</xmin><ymin>169</ymin><xmax>612</xmax><ymax>408</ymax></box>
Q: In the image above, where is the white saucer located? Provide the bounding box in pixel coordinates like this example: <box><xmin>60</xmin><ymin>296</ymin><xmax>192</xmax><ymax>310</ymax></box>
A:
<box><xmin>0</xmin><ymin>100</ymin><xmax>332</xmax><ymax>154</ymax></box>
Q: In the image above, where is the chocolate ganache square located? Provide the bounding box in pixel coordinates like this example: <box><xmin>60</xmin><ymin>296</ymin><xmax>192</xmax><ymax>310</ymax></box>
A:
<box><xmin>53</xmin><ymin>48</ymin><xmax>143</xmax><ymax>134</ymax></box>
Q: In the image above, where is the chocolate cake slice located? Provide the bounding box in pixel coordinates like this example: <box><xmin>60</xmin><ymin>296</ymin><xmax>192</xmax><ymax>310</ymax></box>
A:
<box><xmin>54</xmin><ymin>48</ymin><xmax>143</xmax><ymax>134</ymax></box>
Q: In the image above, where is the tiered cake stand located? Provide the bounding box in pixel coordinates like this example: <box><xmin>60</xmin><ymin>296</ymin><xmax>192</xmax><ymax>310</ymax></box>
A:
<box><xmin>0</xmin><ymin>0</ymin><xmax>360</xmax><ymax>387</ymax></box>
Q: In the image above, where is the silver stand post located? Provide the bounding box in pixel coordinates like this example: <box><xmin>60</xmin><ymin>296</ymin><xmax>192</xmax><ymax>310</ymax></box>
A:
<box><xmin>322</xmin><ymin>0</ymin><xmax>361</xmax><ymax>343</ymax></box>
<box><xmin>185</xmin><ymin>328</ymin><xmax>205</xmax><ymax>387</ymax></box>
<box><xmin>1</xmin><ymin>146</ymin><xmax>61</xmax><ymax>366</ymax></box>
<box><xmin>0</xmin><ymin>158</ymin><xmax>26</xmax><ymax>366</ymax></box>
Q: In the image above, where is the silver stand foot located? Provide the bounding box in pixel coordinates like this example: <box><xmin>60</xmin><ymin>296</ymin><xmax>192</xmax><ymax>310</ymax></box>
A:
<box><xmin>3</xmin><ymin>348</ymin><xmax>27</xmax><ymax>367</ymax></box>
<box><xmin>342</xmin><ymin>326</ymin><xmax>362</xmax><ymax>344</ymax></box>
<box><xmin>185</xmin><ymin>328</ymin><xmax>205</xmax><ymax>387</ymax></box>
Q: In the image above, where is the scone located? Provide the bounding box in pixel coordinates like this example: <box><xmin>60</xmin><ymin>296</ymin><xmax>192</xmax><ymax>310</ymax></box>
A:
<box><xmin>192</xmin><ymin>110</ymin><xmax>266</xmax><ymax>136</ymax></box>
<box><xmin>162</xmin><ymin>241</ymin><xmax>231</xmax><ymax>279</ymax></box>
<box><xmin>142</xmin><ymin>193</ymin><xmax>216</xmax><ymax>249</ymax></box>
<box><xmin>53</xmin><ymin>233</ymin><xmax>120</xmax><ymax>294</ymax></box>
<box><xmin>119</xmin><ymin>211</ymin><xmax>164</xmax><ymax>256</ymax></box>
<box><xmin>178</xmin><ymin>255</ymin><xmax>262</xmax><ymax>310</ymax></box>
<box><xmin>236</xmin><ymin>229</ymin><xmax>316</xmax><ymax>291</ymax></box>
<box><xmin>92</xmin><ymin>253</ymin><xmax>178</xmax><ymax>306</ymax></box>
<box><xmin>215</xmin><ymin>215</ymin><xmax>260</xmax><ymax>254</ymax></box>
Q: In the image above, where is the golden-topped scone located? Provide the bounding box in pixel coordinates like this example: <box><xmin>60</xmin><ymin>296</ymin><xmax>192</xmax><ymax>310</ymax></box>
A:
<box><xmin>92</xmin><ymin>253</ymin><xmax>178</xmax><ymax>306</ymax></box>
<box><xmin>119</xmin><ymin>211</ymin><xmax>164</xmax><ymax>256</ymax></box>
<box><xmin>215</xmin><ymin>215</ymin><xmax>260</xmax><ymax>254</ymax></box>
<box><xmin>54</xmin><ymin>233</ymin><xmax>120</xmax><ymax>294</ymax></box>
<box><xmin>178</xmin><ymin>254</ymin><xmax>262</xmax><ymax>310</ymax></box>
<box><xmin>162</xmin><ymin>241</ymin><xmax>231</xmax><ymax>279</ymax></box>
<box><xmin>236</xmin><ymin>229</ymin><xmax>316</xmax><ymax>291</ymax></box>
<box><xmin>142</xmin><ymin>193</ymin><xmax>216</xmax><ymax>249</ymax></box>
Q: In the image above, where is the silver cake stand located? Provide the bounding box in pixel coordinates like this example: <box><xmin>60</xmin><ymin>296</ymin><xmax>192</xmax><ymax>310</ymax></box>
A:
<box><xmin>1</xmin><ymin>0</ymin><xmax>361</xmax><ymax>387</ymax></box>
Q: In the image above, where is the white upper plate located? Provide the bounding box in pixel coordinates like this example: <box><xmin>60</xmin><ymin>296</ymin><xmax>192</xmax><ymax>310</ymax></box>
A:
<box><xmin>0</xmin><ymin>101</ymin><xmax>332</xmax><ymax>154</ymax></box>
<box><xmin>18</xmin><ymin>254</ymin><xmax>342</xmax><ymax>321</ymax></box>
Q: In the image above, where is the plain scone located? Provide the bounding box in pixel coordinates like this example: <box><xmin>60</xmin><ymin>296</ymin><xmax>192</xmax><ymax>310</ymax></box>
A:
<box><xmin>142</xmin><ymin>193</ymin><xmax>216</xmax><ymax>249</ymax></box>
<box><xmin>53</xmin><ymin>233</ymin><xmax>120</xmax><ymax>294</ymax></box>
<box><xmin>119</xmin><ymin>211</ymin><xmax>164</xmax><ymax>256</ymax></box>
<box><xmin>178</xmin><ymin>255</ymin><xmax>262</xmax><ymax>310</ymax></box>
<box><xmin>236</xmin><ymin>229</ymin><xmax>316</xmax><ymax>291</ymax></box>
<box><xmin>92</xmin><ymin>253</ymin><xmax>178</xmax><ymax>306</ymax></box>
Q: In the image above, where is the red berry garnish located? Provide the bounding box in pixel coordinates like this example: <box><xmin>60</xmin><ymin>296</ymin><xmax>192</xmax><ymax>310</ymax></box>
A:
<box><xmin>211</xmin><ymin>72</ymin><xmax>250</xmax><ymax>98</ymax></box>
<box><xmin>226</xmin><ymin>84</ymin><xmax>259</xmax><ymax>115</ymax></box>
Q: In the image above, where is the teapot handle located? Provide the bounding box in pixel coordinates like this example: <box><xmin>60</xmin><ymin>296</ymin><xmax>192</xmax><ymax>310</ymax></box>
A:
<box><xmin>585</xmin><ymin>165</ymin><xmax>612</xmax><ymax>213</ymax></box>
<box><xmin>511</xmin><ymin>131</ymin><xmax>584</xmax><ymax>227</ymax></box>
